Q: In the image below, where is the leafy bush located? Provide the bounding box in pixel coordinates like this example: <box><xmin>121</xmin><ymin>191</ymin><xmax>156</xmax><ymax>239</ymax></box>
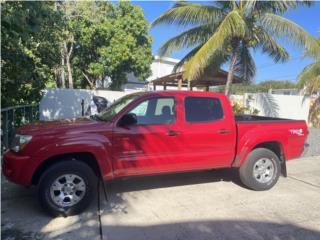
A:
<box><xmin>232</xmin><ymin>102</ymin><xmax>259</xmax><ymax>115</ymax></box>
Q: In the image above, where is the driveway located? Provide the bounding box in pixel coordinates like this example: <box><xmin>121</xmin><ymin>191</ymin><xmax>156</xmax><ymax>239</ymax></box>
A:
<box><xmin>1</xmin><ymin>155</ymin><xmax>320</xmax><ymax>240</ymax></box>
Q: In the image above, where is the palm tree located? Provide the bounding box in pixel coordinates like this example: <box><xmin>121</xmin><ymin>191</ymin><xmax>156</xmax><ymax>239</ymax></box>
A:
<box><xmin>152</xmin><ymin>0</ymin><xmax>319</xmax><ymax>96</ymax></box>
<box><xmin>299</xmin><ymin>38</ymin><xmax>320</xmax><ymax>127</ymax></box>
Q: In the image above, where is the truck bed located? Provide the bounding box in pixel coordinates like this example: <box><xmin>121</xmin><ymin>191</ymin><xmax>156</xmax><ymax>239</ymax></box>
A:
<box><xmin>235</xmin><ymin>115</ymin><xmax>307</xmax><ymax>162</ymax></box>
<box><xmin>235</xmin><ymin>115</ymin><xmax>303</xmax><ymax>123</ymax></box>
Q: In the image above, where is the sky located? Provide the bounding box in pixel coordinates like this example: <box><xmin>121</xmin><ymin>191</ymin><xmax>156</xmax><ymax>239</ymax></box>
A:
<box><xmin>131</xmin><ymin>1</ymin><xmax>320</xmax><ymax>83</ymax></box>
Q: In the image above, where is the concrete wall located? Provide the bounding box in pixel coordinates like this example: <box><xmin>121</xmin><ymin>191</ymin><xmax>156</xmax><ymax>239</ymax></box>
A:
<box><xmin>245</xmin><ymin>93</ymin><xmax>310</xmax><ymax>122</ymax></box>
<box><xmin>40</xmin><ymin>88</ymin><xmax>130</xmax><ymax>121</ymax></box>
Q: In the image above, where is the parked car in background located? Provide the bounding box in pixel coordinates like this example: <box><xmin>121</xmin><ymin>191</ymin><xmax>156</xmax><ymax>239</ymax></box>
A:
<box><xmin>86</xmin><ymin>95</ymin><xmax>109</xmax><ymax>115</ymax></box>
<box><xmin>3</xmin><ymin>91</ymin><xmax>308</xmax><ymax>216</ymax></box>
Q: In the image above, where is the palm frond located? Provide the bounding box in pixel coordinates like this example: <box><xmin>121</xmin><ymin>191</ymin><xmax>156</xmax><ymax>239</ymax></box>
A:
<box><xmin>259</xmin><ymin>93</ymin><xmax>279</xmax><ymax>117</ymax></box>
<box><xmin>304</xmin><ymin>38</ymin><xmax>320</xmax><ymax>59</ymax></box>
<box><xmin>254</xmin><ymin>1</ymin><xmax>313</xmax><ymax>14</ymax></box>
<box><xmin>259</xmin><ymin>13</ymin><xmax>320</xmax><ymax>55</ymax></box>
<box><xmin>183</xmin><ymin>10</ymin><xmax>247</xmax><ymax>80</ymax></box>
<box><xmin>151</xmin><ymin>1</ymin><xmax>225</xmax><ymax>28</ymax></box>
<box><xmin>235</xmin><ymin>44</ymin><xmax>256</xmax><ymax>82</ymax></box>
<box><xmin>309</xmin><ymin>97</ymin><xmax>320</xmax><ymax>128</ymax></box>
<box><xmin>298</xmin><ymin>61</ymin><xmax>320</xmax><ymax>92</ymax></box>
<box><xmin>158</xmin><ymin>24</ymin><xmax>214</xmax><ymax>57</ymax></box>
<box><xmin>201</xmin><ymin>42</ymin><xmax>231</xmax><ymax>74</ymax></box>
<box><xmin>256</xmin><ymin>29</ymin><xmax>289</xmax><ymax>63</ymax></box>
<box><xmin>242</xmin><ymin>0</ymin><xmax>257</xmax><ymax>15</ymax></box>
<box><xmin>172</xmin><ymin>44</ymin><xmax>204</xmax><ymax>73</ymax></box>
<box><xmin>214</xmin><ymin>1</ymin><xmax>234</xmax><ymax>11</ymax></box>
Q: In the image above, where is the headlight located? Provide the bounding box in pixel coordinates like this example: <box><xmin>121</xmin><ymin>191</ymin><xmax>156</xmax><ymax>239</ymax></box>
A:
<box><xmin>10</xmin><ymin>134</ymin><xmax>33</xmax><ymax>152</ymax></box>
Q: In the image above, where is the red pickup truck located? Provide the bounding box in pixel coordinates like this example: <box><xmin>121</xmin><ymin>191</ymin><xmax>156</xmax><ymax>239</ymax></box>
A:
<box><xmin>3</xmin><ymin>91</ymin><xmax>307</xmax><ymax>216</ymax></box>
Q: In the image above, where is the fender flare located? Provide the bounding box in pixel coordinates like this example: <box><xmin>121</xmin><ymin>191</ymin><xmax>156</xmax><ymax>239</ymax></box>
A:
<box><xmin>23</xmin><ymin>135</ymin><xmax>114</xmax><ymax>186</ymax></box>
<box><xmin>233</xmin><ymin>135</ymin><xmax>287</xmax><ymax>169</ymax></box>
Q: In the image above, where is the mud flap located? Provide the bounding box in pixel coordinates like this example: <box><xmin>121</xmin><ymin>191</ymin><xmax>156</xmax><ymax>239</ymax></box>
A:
<box><xmin>98</xmin><ymin>176</ymin><xmax>108</xmax><ymax>202</ymax></box>
<box><xmin>281</xmin><ymin>158</ymin><xmax>287</xmax><ymax>177</ymax></box>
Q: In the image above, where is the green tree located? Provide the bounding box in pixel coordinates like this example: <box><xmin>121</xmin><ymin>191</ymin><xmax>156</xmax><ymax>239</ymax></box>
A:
<box><xmin>152</xmin><ymin>0</ymin><xmax>320</xmax><ymax>96</ymax></box>
<box><xmin>1</xmin><ymin>1</ymin><xmax>63</xmax><ymax>108</ymax></box>
<box><xmin>298</xmin><ymin>38</ymin><xmax>320</xmax><ymax>127</ymax></box>
<box><xmin>1</xmin><ymin>1</ymin><xmax>153</xmax><ymax>108</ymax></box>
<box><xmin>221</xmin><ymin>80</ymin><xmax>298</xmax><ymax>94</ymax></box>
<box><xmin>71</xmin><ymin>1</ymin><xmax>153</xmax><ymax>90</ymax></box>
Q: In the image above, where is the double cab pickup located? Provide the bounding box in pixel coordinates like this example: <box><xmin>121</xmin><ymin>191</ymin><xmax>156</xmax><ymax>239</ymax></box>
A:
<box><xmin>3</xmin><ymin>91</ymin><xmax>308</xmax><ymax>216</ymax></box>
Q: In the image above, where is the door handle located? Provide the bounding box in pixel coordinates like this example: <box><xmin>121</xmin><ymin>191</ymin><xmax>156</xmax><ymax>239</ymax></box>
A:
<box><xmin>217</xmin><ymin>129</ymin><xmax>231</xmax><ymax>134</ymax></box>
<box><xmin>167</xmin><ymin>130</ymin><xmax>180</xmax><ymax>136</ymax></box>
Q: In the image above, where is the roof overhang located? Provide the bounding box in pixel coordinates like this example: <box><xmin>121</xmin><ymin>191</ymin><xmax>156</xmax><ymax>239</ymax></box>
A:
<box><xmin>150</xmin><ymin>69</ymin><xmax>244</xmax><ymax>88</ymax></box>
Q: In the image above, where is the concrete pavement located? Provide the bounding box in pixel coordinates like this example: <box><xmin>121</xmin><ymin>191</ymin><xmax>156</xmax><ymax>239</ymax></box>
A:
<box><xmin>2</xmin><ymin>156</ymin><xmax>320</xmax><ymax>240</ymax></box>
<box><xmin>1</xmin><ymin>177</ymin><xmax>100</xmax><ymax>240</ymax></box>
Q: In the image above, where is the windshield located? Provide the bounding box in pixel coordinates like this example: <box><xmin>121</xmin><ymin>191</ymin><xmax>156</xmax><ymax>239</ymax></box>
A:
<box><xmin>93</xmin><ymin>93</ymin><xmax>143</xmax><ymax>121</ymax></box>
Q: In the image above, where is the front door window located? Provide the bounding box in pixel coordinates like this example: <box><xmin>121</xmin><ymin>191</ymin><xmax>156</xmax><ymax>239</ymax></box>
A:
<box><xmin>129</xmin><ymin>97</ymin><xmax>175</xmax><ymax>125</ymax></box>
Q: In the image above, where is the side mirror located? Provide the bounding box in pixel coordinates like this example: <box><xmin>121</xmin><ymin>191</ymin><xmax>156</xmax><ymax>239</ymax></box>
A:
<box><xmin>118</xmin><ymin>113</ymin><xmax>137</xmax><ymax>127</ymax></box>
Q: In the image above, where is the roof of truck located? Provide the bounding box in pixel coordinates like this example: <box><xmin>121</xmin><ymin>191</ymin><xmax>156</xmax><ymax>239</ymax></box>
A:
<box><xmin>137</xmin><ymin>90</ymin><xmax>227</xmax><ymax>98</ymax></box>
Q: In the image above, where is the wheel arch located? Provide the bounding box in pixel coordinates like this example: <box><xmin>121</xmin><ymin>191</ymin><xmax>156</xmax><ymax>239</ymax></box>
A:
<box><xmin>32</xmin><ymin>152</ymin><xmax>102</xmax><ymax>185</ymax></box>
<box><xmin>235</xmin><ymin>141</ymin><xmax>287</xmax><ymax>177</ymax></box>
<box><xmin>253</xmin><ymin>141</ymin><xmax>284</xmax><ymax>161</ymax></box>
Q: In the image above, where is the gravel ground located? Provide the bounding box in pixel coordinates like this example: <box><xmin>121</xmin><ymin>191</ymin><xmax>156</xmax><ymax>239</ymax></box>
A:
<box><xmin>303</xmin><ymin>128</ymin><xmax>320</xmax><ymax>157</ymax></box>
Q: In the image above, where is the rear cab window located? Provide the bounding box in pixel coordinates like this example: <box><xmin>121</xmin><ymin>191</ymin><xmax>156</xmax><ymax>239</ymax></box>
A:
<box><xmin>184</xmin><ymin>97</ymin><xmax>223</xmax><ymax>123</ymax></box>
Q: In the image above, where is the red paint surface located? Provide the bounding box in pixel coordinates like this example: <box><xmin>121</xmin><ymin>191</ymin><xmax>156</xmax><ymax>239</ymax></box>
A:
<box><xmin>3</xmin><ymin>91</ymin><xmax>308</xmax><ymax>187</ymax></box>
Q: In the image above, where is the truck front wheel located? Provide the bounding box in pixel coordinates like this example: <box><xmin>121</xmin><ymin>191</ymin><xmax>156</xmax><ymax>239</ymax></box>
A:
<box><xmin>38</xmin><ymin>161</ymin><xmax>97</xmax><ymax>217</ymax></box>
<box><xmin>239</xmin><ymin>148</ymin><xmax>280</xmax><ymax>191</ymax></box>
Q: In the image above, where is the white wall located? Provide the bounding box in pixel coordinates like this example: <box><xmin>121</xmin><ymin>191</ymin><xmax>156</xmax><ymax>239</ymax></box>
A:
<box><xmin>245</xmin><ymin>93</ymin><xmax>310</xmax><ymax>121</ymax></box>
<box><xmin>40</xmin><ymin>88</ymin><xmax>130</xmax><ymax>121</ymax></box>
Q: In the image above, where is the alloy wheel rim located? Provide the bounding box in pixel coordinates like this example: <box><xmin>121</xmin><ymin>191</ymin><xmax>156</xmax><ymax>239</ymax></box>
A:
<box><xmin>253</xmin><ymin>158</ymin><xmax>274</xmax><ymax>183</ymax></box>
<box><xmin>50</xmin><ymin>174</ymin><xmax>86</xmax><ymax>207</ymax></box>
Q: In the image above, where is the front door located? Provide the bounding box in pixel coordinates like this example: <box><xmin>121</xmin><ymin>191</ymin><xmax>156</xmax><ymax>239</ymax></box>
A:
<box><xmin>112</xmin><ymin>96</ymin><xmax>183</xmax><ymax>176</ymax></box>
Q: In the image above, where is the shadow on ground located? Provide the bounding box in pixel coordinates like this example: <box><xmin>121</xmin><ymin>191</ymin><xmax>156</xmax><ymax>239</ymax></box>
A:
<box><xmin>101</xmin><ymin>220</ymin><xmax>320</xmax><ymax>240</ymax></box>
<box><xmin>106</xmin><ymin>168</ymin><xmax>243</xmax><ymax>194</ymax></box>
<box><xmin>1</xmin><ymin>168</ymin><xmax>243</xmax><ymax>239</ymax></box>
<box><xmin>2</xmin><ymin>165</ymin><xmax>320</xmax><ymax>240</ymax></box>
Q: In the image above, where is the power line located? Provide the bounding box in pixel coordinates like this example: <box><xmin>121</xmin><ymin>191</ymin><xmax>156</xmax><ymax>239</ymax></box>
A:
<box><xmin>256</xmin><ymin>75</ymin><xmax>298</xmax><ymax>82</ymax></box>
<box><xmin>256</xmin><ymin>56</ymin><xmax>303</xmax><ymax>70</ymax></box>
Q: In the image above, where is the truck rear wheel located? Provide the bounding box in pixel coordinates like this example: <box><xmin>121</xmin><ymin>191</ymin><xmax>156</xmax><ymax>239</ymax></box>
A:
<box><xmin>38</xmin><ymin>161</ymin><xmax>97</xmax><ymax>217</ymax></box>
<box><xmin>239</xmin><ymin>148</ymin><xmax>280</xmax><ymax>191</ymax></box>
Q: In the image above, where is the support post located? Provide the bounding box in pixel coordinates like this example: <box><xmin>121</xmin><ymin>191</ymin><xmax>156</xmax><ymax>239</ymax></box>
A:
<box><xmin>178</xmin><ymin>79</ymin><xmax>182</xmax><ymax>90</ymax></box>
<box><xmin>187</xmin><ymin>80</ymin><xmax>191</xmax><ymax>90</ymax></box>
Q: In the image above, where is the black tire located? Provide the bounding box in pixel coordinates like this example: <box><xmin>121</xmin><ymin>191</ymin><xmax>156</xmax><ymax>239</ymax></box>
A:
<box><xmin>239</xmin><ymin>148</ymin><xmax>281</xmax><ymax>191</ymax></box>
<box><xmin>38</xmin><ymin>161</ymin><xmax>97</xmax><ymax>217</ymax></box>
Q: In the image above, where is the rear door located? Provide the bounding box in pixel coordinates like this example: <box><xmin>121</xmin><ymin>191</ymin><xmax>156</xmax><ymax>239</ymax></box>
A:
<box><xmin>179</xmin><ymin>96</ymin><xmax>236</xmax><ymax>169</ymax></box>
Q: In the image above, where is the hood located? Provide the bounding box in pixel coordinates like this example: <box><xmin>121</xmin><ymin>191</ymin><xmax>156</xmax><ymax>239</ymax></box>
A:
<box><xmin>17</xmin><ymin>117</ymin><xmax>110</xmax><ymax>135</ymax></box>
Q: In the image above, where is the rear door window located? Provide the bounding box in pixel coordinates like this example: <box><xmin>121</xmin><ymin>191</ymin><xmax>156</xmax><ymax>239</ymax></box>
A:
<box><xmin>184</xmin><ymin>97</ymin><xmax>223</xmax><ymax>123</ymax></box>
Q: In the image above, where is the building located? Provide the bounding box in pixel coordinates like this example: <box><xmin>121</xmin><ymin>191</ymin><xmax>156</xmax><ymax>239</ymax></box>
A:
<box><xmin>122</xmin><ymin>56</ymin><xmax>180</xmax><ymax>91</ymax></box>
<box><xmin>123</xmin><ymin>55</ymin><xmax>244</xmax><ymax>91</ymax></box>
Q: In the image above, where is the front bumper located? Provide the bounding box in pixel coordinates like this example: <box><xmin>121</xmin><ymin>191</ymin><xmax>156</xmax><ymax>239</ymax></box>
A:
<box><xmin>2</xmin><ymin>150</ymin><xmax>31</xmax><ymax>186</ymax></box>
